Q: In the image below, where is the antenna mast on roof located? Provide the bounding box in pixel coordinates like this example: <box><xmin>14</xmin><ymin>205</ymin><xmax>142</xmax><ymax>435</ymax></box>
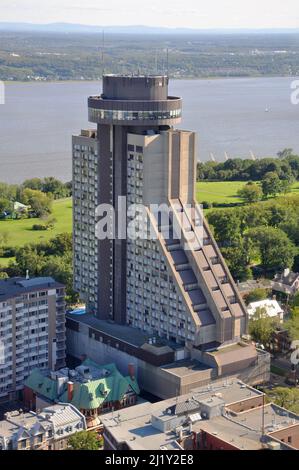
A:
<box><xmin>166</xmin><ymin>48</ymin><xmax>169</xmax><ymax>77</ymax></box>
<box><xmin>101</xmin><ymin>29</ymin><xmax>105</xmax><ymax>77</ymax></box>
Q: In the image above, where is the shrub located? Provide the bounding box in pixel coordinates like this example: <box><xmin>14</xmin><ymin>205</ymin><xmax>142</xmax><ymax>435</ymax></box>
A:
<box><xmin>201</xmin><ymin>201</ymin><xmax>213</xmax><ymax>209</ymax></box>
<box><xmin>32</xmin><ymin>224</ymin><xmax>47</xmax><ymax>231</ymax></box>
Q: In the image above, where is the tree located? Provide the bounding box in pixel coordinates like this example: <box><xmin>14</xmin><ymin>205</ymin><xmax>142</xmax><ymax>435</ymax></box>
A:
<box><xmin>246</xmin><ymin>226</ymin><xmax>296</xmax><ymax>272</ymax></box>
<box><xmin>42</xmin><ymin>177</ymin><xmax>69</xmax><ymax>198</ymax></box>
<box><xmin>245</xmin><ymin>288</ymin><xmax>270</xmax><ymax>305</ymax></box>
<box><xmin>48</xmin><ymin>232</ymin><xmax>72</xmax><ymax>256</ymax></box>
<box><xmin>21</xmin><ymin>188</ymin><xmax>53</xmax><ymax>217</ymax></box>
<box><xmin>2</xmin><ymin>234</ymin><xmax>77</xmax><ymax>306</ymax></box>
<box><xmin>284</xmin><ymin>315</ymin><xmax>299</xmax><ymax>342</ymax></box>
<box><xmin>221</xmin><ymin>239</ymin><xmax>253</xmax><ymax>282</ymax></box>
<box><xmin>13</xmin><ymin>245</ymin><xmax>46</xmax><ymax>277</ymax></box>
<box><xmin>40</xmin><ymin>251</ymin><xmax>78</xmax><ymax>303</ymax></box>
<box><xmin>68</xmin><ymin>431</ymin><xmax>101</xmax><ymax>450</ymax></box>
<box><xmin>277</xmin><ymin>148</ymin><xmax>294</xmax><ymax>159</ymax></box>
<box><xmin>237</xmin><ymin>182</ymin><xmax>263</xmax><ymax>203</ymax></box>
<box><xmin>22</xmin><ymin>178</ymin><xmax>43</xmax><ymax>191</ymax></box>
<box><xmin>261</xmin><ymin>172</ymin><xmax>283</xmax><ymax>198</ymax></box>
<box><xmin>0</xmin><ymin>182</ymin><xmax>18</xmax><ymax>201</ymax></box>
<box><xmin>267</xmin><ymin>387</ymin><xmax>299</xmax><ymax>414</ymax></box>
<box><xmin>206</xmin><ymin>210</ymin><xmax>242</xmax><ymax>245</ymax></box>
<box><xmin>278</xmin><ymin>179</ymin><xmax>291</xmax><ymax>195</ymax></box>
<box><xmin>292</xmin><ymin>292</ymin><xmax>299</xmax><ymax>308</ymax></box>
<box><xmin>0</xmin><ymin>197</ymin><xmax>13</xmax><ymax>214</ymax></box>
<box><xmin>285</xmin><ymin>155</ymin><xmax>299</xmax><ymax>179</ymax></box>
<box><xmin>249</xmin><ymin>307</ymin><xmax>279</xmax><ymax>347</ymax></box>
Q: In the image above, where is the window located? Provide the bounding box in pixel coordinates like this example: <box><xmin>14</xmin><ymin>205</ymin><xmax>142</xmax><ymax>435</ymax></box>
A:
<box><xmin>90</xmin><ymin>108</ymin><xmax>181</xmax><ymax>122</ymax></box>
<box><xmin>19</xmin><ymin>439</ymin><xmax>27</xmax><ymax>449</ymax></box>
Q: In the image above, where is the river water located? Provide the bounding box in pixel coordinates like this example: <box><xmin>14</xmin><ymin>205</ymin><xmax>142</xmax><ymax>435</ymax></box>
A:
<box><xmin>0</xmin><ymin>77</ymin><xmax>298</xmax><ymax>183</ymax></box>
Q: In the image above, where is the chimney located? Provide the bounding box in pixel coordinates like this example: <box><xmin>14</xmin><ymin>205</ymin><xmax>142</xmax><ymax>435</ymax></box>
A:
<box><xmin>128</xmin><ymin>363</ymin><xmax>135</xmax><ymax>380</ymax></box>
<box><xmin>67</xmin><ymin>381</ymin><xmax>74</xmax><ymax>402</ymax></box>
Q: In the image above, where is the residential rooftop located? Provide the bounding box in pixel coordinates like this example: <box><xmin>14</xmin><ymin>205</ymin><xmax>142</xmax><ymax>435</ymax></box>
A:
<box><xmin>0</xmin><ymin>404</ymin><xmax>86</xmax><ymax>446</ymax></box>
<box><xmin>273</xmin><ymin>270</ymin><xmax>299</xmax><ymax>287</ymax></box>
<box><xmin>0</xmin><ymin>277</ymin><xmax>64</xmax><ymax>301</ymax></box>
<box><xmin>247</xmin><ymin>299</ymin><xmax>283</xmax><ymax>318</ymax></box>
<box><xmin>24</xmin><ymin>358</ymin><xmax>140</xmax><ymax>411</ymax></box>
<box><xmin>231</xmin><ymin>403</ymin><xmax>299</xmax><ymax>433</ymax></box>
<box><xmin>196</xmin><ymin>403</ymin><xmax>299</xmax><ymax>450</ymax></box>
<box><xmin>196</xmin><ymin>415</ymin><xmax>263</xmax><ymax>450</ymax></box>
<box><xmin>102</xmin><ymin>378</ymin><xmax>264</xmax><ymax>450</ymax></box>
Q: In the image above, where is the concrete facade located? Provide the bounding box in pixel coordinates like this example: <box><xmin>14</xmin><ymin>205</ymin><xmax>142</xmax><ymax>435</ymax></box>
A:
<box><xmin>72</xmin><ymin>74</ymin><xmax>249</xmax><ymax>351</ymax></box>
<box><xmin>66</xmin><ymin>314</ymin><xmax>270</xmax><ymax>399</ymax></box>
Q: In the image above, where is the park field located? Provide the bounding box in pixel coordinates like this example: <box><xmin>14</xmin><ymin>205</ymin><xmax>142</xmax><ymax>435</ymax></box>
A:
<box><xmin>1</xmin><ymin>181</ymin><xmax>299</xmax><ymax>267</ymax></box>
<box><xmin>196</xmin><ymin>181</ymin><xmax>244</xmax><ymax>204</ymax></box>
<box><xmin>0</xmin><ymin>198</ymin><xmax>72</xmax><ymax>267</ymax></box>
<box><xmin>196</xmin><ymin>180</ymin><xmax>299</xmax><ymax>205</ymax></box>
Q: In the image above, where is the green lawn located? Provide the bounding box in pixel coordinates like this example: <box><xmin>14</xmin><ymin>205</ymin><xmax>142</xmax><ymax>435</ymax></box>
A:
<box><xmin>196</xmin><ymin>181</ymin><xmax>299</xmax><ymax>205</ymax></box>
<box><xmin>0</xmin><ymin>198</ymin><xmax>72</xmax><ymax>266</ymax></box>
<box><xmin>1</xmin><ymin>180</ymin><xmax>299</xmax><ymax>268</ymax></box>
<box><xmin>196</xmin><ymin>181</ymin><xmax>245</xmax><ymax>204</ymax></box>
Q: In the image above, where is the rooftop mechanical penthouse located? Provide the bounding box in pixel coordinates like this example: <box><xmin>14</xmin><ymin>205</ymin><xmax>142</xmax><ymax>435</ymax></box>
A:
<box><xmin>71</xmin><ymin>75</ymin><xmax>265</xmax><ymax>397</ymax></box>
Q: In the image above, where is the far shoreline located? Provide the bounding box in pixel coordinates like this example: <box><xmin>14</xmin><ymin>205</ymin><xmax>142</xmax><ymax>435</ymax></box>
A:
<box><xmin>3</xmin><ymin>75</ymin><xmax>298</xmax><ymax>85</ymax></box>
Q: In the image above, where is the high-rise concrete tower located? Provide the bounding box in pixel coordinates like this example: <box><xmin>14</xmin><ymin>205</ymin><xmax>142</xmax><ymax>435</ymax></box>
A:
<box><xmin>73</xmin><ymin>75</ymin><xmax>248</xmax><ymax>349</ymax></box>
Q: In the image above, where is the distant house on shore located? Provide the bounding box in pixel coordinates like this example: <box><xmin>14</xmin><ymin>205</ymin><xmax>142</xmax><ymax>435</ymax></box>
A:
<box><xmin>13</xmin><ymin>201</ymin><xmax>30</xmax><ymax>216</ymax></box>
<box><xmin>247</xmin><ymin>299</ymin><xmax>284</xmax><ymax>322</ymax></box>
<box><xmin>271</xmin><ymin>268</ymin><xmax>299</xmax><ymax>297</ymax></box>
<box><xmin>14</xmin><ymin>201</ymin><xmax>29</xmax><ymax>212</ymax></box>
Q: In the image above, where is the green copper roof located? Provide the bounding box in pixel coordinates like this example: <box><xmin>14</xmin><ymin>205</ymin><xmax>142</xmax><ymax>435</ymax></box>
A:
<box><xmin>24</xmin><ymin>368</ymin><xmax>58</xmax><ymax>401</ymax></box>
<box><xmin>25</xmin><ymin>359</ymin><xmax>140</xmax><ymax>411</ymax></box>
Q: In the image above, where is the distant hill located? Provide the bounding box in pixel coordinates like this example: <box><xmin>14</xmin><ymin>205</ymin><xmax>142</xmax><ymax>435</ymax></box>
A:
<box><xmin>0</xmin><ymin>22</ymin><xmax>299</xmax><ymax>35</ymax></box>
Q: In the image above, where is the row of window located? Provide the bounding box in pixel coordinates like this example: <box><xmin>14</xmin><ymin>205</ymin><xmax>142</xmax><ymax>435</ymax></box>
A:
<box><xmin>89</xmin><ymin>108</ymin><xmax>181</xmax><ymax>122</ymax></box>
<box><xmin>128</xmin><ymin>144</ymin><xmax>143</xmax><ymax>153</ymax></box>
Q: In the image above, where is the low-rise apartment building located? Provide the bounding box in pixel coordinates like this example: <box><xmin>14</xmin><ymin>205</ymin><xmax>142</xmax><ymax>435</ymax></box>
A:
<box><xmin>272</xmin><ymin>269</ymin><xmax>299</xmax><ymax>297</ymax></box>
<box><xmin>0</xmin><ymin>404</ymin><xmax>86</xmax><ymax>450</ymax></box>
<box><xmin>0</xmin><ymin>277</ymin><xmax>66</xmax><ymax>403</ymax></box>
